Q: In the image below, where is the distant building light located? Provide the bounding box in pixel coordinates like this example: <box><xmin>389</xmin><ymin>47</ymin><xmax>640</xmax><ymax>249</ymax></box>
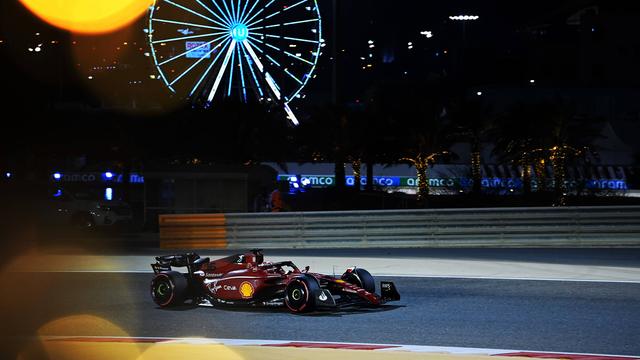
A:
<box><xmin>53</xmin><ymin>173</ymin><xmax>62</xmax><ymax>180</ymax></box>
<box><xmin>5</xmin><ymin>172</ymin><xmax>11</xmax><ymax>178</ymax></box>
<box><xmin>476</xmin><ymin>91</ymin><xmax>483</xmax><ymax>96</ymax></box>
<box><xmin>449</xmin><ymin>15</ymin><xmax>480</xmax><ymax>21</ymax></box>
<box><xmin>368</xmin><ymin>40</ymin><xmax>374</xmax><ymax>44</ymax></box>
<box><xmin>530</xmin><ymin>79</ymin><xmax>536</xmax><ymax>84</ymax></box>
<box><xmin>104</xmin><ymin>172</ymin><xmax>114</xmax><ymax>179</ymax></box>
<box><xmin>87</xmin><ymin>76</ymin><xmax>93</xmax><ymax>80</ymax></box>
<box><xmin>420</xmin><ymin>31</ymin><xmax>433</xmax><ymax>38</ymax></box>
<box><xmin>53</xmin><ymin>189</ymin><xmax>62</xmax><ymax>197</ymax></box>
<box><xmin>105</xmin><ymin>188</ymin><xmax>113</xmax><ymax>201</ymax></box>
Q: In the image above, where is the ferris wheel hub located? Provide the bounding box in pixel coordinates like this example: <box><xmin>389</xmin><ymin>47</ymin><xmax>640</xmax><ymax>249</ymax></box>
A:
<box><xmin>230</xmin><ymin>24</ymin><xmax>249</xmax><ymax>42</ymax></box>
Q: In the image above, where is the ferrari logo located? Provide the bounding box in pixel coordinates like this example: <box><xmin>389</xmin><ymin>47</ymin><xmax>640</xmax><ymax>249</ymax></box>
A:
<box><xmin>240</xmin><ymin>282</ymin><xmax>254</xmax><ymax>299</ymax></box>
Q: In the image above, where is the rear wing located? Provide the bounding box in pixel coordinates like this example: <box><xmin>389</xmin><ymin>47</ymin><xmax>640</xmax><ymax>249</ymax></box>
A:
<box><xmin>151</xmin><ymin>253</ymin><xmax>209</xmax><ymax>275</ymax></box>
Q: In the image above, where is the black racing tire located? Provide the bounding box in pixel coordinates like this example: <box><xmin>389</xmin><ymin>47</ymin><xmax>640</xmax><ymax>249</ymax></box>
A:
<box><xmin>284</xmin><ymin>275</ymin><xmax>320</xmax><ymax>313</ymax></box>
<box><xmin>342</xmin><ymin>268</ymin><xmax>376</xmax><ymax>294</ymax></box>
<box><xmin>151</xmin><ymin>271</ymin><xmax>188</xmax><ymax>307</ymax></box>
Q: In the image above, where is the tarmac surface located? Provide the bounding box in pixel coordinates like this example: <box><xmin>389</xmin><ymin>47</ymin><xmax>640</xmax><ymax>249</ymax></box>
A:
<box><xmin>3</xmin><ymin>248</ymin><xmax>640</xmax><ymax>358</ymax></box>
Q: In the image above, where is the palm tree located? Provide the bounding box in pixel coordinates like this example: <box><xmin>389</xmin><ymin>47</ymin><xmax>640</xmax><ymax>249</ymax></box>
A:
<box><xmin>447</xmin><ymin>98</ymin><xmax>496</xmax><ymax>195</ymax></box>
<box><xmin>494</xmin><ymin>101</ymin><xmax>603</xmax><ymax>204</ymax></box>
<box><xmin>400</xmin><ymin>150</ymin><xmax>450</xmax><ymax>200</ymax></box>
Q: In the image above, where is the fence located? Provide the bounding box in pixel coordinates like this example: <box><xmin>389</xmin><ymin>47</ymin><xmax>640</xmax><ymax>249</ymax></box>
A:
<box><xmin>159</xmin><ymin>206</ymin><xmax>640</xmax><ymax>249</ymax></box>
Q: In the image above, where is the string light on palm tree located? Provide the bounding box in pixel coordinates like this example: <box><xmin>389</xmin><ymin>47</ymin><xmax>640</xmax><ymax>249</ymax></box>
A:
<box><xmin>401</xmin><ymin>151</ymin><xmax>449</xmax><ymax>201</ymax></box>
<box><xmin>349</xmin><ymin>157</ymin><xmax>362</xmax><ymax>190</ymax></box>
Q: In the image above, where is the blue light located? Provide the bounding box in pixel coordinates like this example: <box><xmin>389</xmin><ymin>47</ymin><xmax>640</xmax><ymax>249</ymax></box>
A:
<box><xmin>230</xmin><ymin>24</ymin><xmax>249</xmax><ymax>41</ymax></box>
<box><xmin>105</xmin><ymin>188</ymin><xmax>113</xmax><ymax>201</ymax></box>
<box><xmin>104</xmin><ymin>172</ymin><xmax>114</xmax><ymax>179</ymax></box>
<box><xmin>53</xmin><ymin>189</ymin><xmax>62</xmax><ymax>197</ymax></box>
<box><xmin>53</xmin><ymin>172</ymin><xmax>62</xmax><ymax>180</ymax></box>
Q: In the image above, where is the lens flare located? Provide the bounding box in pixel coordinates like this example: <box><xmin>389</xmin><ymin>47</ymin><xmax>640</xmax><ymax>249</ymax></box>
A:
<box><xmin>19</xmin><ymin>0</ymin><xmax>153</xmax><ymax>34</ymax></box>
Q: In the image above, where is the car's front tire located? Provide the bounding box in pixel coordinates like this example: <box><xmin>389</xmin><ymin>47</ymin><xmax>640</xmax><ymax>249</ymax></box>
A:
<box><xmin>342</xmin><ymin>268</ymin><xmax>376</xmax><ymax>294</ymax></box>
<box><xmin>151</xmin><ymin>271</ymin><xmax>188</xmax><ymax>307</ymax></box>
<box><xmin>285</xmin><ymin>275</ymin><xmax>320</xmax><ymax>313</ymax></box>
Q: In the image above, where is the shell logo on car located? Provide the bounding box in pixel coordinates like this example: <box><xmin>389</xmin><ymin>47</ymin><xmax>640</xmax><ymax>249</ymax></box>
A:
<box><xmin>240</xmin><ymin>282</ymin><xmax>254</xmax><ymax>299</ymax></box>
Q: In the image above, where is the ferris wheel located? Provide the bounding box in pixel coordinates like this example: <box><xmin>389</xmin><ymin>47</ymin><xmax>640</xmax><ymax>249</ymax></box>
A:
<box><xmin>147</xmin><ymin>0</ymin><xmax>323</xmax><ymax>125</ymax></box>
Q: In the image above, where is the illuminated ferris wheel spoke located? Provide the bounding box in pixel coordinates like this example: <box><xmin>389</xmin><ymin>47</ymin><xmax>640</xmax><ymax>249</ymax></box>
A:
<box><xmin>189</xmin><ymin>38</ymin><xmax>232</xmax><ymax>96</ymax></box>
<box><xmin>230</xmin><ymin>0</ymin><xmax>237</xmax><ymax>24</ymax></box>
<box><xmin>152</xmin><ymin>31</ymin><xmax>227</xmax><ymax>44</ymax></box>
<box><xmin>246</xmin><ymin>39</ymin><xmax>264</xmax><ymax>54</ymax></box>
<box><xmin>264</xmin><ymin>42</ymin><xmax>281</xmax><ymax>52</ymax></box>
<box><xmin>239</xmin><ymin>0</ymin><xmax>259</xmax><ymax>24</ymax></box>
<box><xmin>283</xmin><ymin>36</ymin><xmax>318</xmax><ymax>44</ymax></box>
<box><xmin>159</xmin><ymin>33</ymin><xmax>228</xmax><ymax>66</ymax></box>
<box><xmin>284</xmin><ymin>68</ymin><xmax>303</xmax><ymax>84</ymax></box>
<box><xmin>242</xmin><ymin>0</ymin><xmax>275</xmax><ymax>25</ymax></box>
<box><xmin>239</xmin><ymin>43</ymin><xmax>264</xmax><ymax>97</ymax></box>
<box><xmin>152</xmin><ymin>18</ymin><xmax>226</xmax><ymax>31</ymax></box>
<box><xmin>221</xmin><ymin>0</ymin><xmax>235</xmax><ymax>25</ymax></box>
<box><xmin>247</xmin><ymin>35</ymin><xmax>264</xmax><ymax>44</ymax></box>
<box><xmin>227</xmin><ymin>42</ymin><xmax>236</xmax><ymax>96</ymax></box>
<box><xmin>284</xmin><ymin>50</ymin><xmax>314</xmax><ymax>65</ymax></box>
<box><xmin>282</xmin><ymin>18</ymin><xmax>319</xmax><ymax>26</ymax></box>
<box><xmin>208</xmin><ymin>40</ymin><xmax>237</xmax><ymax>102</ymax></box>
<box><xmin>284</xmin><ymin>103</ymin><xmax>299</xmax><ymax>125</ymax></box>
<box><xmin>197</xmin><ymin>0</ymin><xmax>233</xmax><ymax>27</ymax></box>
<box><xmin>243</xmin><ymin>8</ymin><xmax>265</xmax><ymax>27</ymax></box>
<box><xmin>165</xmin><ymin>0</ymin><xmax>224</xmax><ymax>27</ymax></box>
<box><xmin>242</xmin><ymin>40</ymin><xmax>264</xmax><ymax>71</ymax></box>
<box><xmin>194</xmin><ymin>0</ymin><xmax>230</xmax><ymax>27</ymax></box>
<box><xmin>211</xmin><ymin>1</ymin><xmax>232</xmax><ymax>27</ymax></box>
<box><xmin>265</xmin><ymin>53</ymin><xmax>281</xmax><ymax>67</ymax></box>
<box><xmin>169</xmin><ymin>39</ymin><xmax>228</xmax><ymax>86</ymax></box>
<box><xmin>282</xmin><ymin>0</ymin><xmax>306</xmax><ymax>12</ymax></box>
<box><xmin>237</xmin><ymin>46</ymin><xmax>248</xmax><ymax>101</ymax></box>
<box><xmin>244</xmin><ymin>41</ymin><xmax>282</xmax><ymax>100</ymax></box>
<box><xmin>238</xmin><ymin>0</ymin><xmax>250</xmax><ymax>23</ymax></box>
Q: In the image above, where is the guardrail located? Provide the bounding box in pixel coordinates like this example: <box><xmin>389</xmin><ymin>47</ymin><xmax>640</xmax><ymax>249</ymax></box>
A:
<box><xmin>159</xmin><ymin>206</ymin><xmax>640</xmax><ymax>249</ymax></box>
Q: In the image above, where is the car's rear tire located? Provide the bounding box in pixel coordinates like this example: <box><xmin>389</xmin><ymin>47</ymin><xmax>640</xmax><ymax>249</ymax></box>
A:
<box><xmin>151</xmin><ymin>271</ymin><xmax>188</xmax><ymax>307</ymax></box>
<box><xmin>285</xmin><ymin>275</ymin><xmax>320</xmax><ymax>313</ymax></box>
<box><xmin>342</xmin><ymin>268</ymin><xmax>376</xmax><ymax>294</ymax></box>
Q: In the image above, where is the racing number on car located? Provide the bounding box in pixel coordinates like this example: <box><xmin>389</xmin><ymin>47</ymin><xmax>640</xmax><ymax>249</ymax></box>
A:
<box><xmin>240</xmin><ymin>282</ymin><xmax>254</xmax><ymax>299</ymax></box>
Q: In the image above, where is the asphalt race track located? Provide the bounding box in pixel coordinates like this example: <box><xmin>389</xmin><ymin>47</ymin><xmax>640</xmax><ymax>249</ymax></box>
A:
<box><xmin>5</xmin><ymin>272</ymin><xmax>640</xmax><ymax>357</ymax></box>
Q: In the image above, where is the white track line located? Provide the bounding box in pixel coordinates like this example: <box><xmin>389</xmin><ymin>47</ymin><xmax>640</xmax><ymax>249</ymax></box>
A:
<box><xmin>42</xmin><ymin>336</ymin><xmax>640</xmax><ymax>358</ymax></box>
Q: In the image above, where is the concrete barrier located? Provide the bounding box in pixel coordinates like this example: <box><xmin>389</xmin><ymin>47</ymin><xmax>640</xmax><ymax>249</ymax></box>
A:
<box><xmin>159</xmin><ymin>206</ymin><xmax>640</xmax><ymax>249</ymax></box>
<box><xmin>159</xmin><ymin>214</ymin><xmax>227</xmax><ymax>249</ymax></box>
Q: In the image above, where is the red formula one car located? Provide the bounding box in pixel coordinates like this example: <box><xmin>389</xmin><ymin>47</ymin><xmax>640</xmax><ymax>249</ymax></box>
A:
<box><xmin>150</xmin><ymin>250</ymin><xmax>400</xmax><ymax>313</ymax></box>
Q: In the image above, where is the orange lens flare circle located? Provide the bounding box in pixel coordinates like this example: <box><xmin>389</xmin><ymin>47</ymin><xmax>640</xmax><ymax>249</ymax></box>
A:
<box><xmin>19</xmin><ymin>0</ymin><xmax>153</xmax><ymax>34</ymax></box>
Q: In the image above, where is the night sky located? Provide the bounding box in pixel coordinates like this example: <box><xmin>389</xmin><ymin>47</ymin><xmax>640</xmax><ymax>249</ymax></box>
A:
<box><xmin>0</xmin><ymin>0</ymin><xmax>639</xmax><ymax>166</ymax></box>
